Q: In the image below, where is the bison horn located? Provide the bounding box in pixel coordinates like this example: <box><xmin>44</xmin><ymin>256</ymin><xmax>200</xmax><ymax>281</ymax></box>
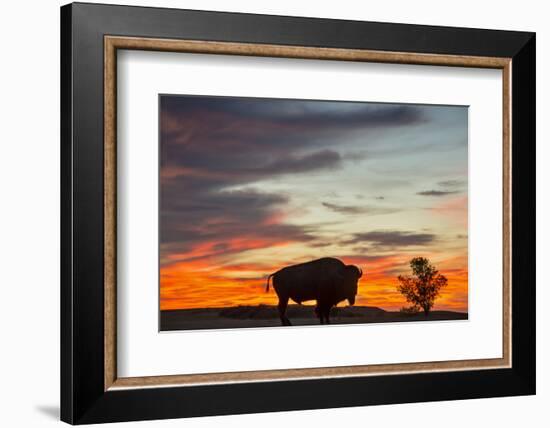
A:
<box><xmin>358</xmin><ymin>267</ymin><xmax>363</xmax><ymax>278</ymax></box>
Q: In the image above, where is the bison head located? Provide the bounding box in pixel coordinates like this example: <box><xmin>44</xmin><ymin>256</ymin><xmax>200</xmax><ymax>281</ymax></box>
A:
<box><xmin>340</xmin><ymin>265</ymin><xmax>363</xmax><ymax>306</ymax></box>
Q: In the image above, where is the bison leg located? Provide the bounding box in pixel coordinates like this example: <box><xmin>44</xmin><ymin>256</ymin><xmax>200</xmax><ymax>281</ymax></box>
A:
<box><xmin>277</xmin><ymin>296</ymin><xmax>292</xmax><ymax>326</ymax></box>
<box><xmin>317</xmin><ymin>303</ymin><xmax>331</xmax><ymax>325</ymax></box>
<box><xmin>315</xmin><ymin>301</ymin><xmax>325</xmax><ymax>324</ymax></box>
<box><xmin>324</xmin><ymin>306</ymin><xmax>331</xmax><ymax>324</ymax></box>
<box><xmin>315</xmin><ymin>303</ymin><xmax>326</xmax><ymax>324</ymax></box>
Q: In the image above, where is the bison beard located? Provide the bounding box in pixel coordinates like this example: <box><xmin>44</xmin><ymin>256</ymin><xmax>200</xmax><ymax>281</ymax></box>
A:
<box><xmin>266</xmin><ymin>257</ymin><xmax>363</xmax><ymax>326</ymax></box>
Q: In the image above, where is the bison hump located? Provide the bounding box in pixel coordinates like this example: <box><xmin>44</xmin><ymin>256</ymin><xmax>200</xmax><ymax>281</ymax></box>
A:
<box><xmin>289</xmin><ymin>257</ymin><xmax>345</xmax><ymax>270</ymax></box>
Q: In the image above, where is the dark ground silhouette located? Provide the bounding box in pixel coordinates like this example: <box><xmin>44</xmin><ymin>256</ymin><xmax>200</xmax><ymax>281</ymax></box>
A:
<box><xmin>160</xmin><ymin>304</ymin><xmax>467</xmax><ymax>331</ymax></box>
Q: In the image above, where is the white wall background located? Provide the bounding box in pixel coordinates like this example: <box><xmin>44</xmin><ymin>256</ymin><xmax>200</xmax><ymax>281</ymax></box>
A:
<box><xmin>0</xmin><ymin>0</ymin><xmax>546</xmax><ymax>426</ymax></box>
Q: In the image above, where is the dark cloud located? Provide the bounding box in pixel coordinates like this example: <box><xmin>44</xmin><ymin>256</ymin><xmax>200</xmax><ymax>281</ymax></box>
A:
<box><xmin>417</xmin><ymin>178</ymin><xmax>466</xmax><ymax>197</ymax></box>
<box><xmin>321</xmin><ymin>202</ymin><xmax>399</xmax><ymax>216</ymax></box>
<box><xmin>260</xmin><ymin>150</ymin><xmax>341</xmax><ymax>175</ymax></box>
<box><xmin>322</xmin><ymin>202</ymin><xmax>367</xmax><ymax>214</ymax></box>
<box><xmin>160</xmin><ymin>96</ymin><xmax>426</xmax><ymax>175</ymax></box>
<box><xmin>417</xmin><ymin>190</ymin><xmax>459</xmax><ymax>197</ymax></box>
<box><xmin>309</xmin><ymin>241</ymin><xmax>335</xmax><ymax>248</ymax></box>
<box><xmin>159</xmin><ymin>95</ymin><xmax>429</xmax><ymax>264</ymax></box>
<box><xmin>161</xmin><ymin>187</ymin><xmax>313</xmax><ymax>249</ymax></box>
<box><xmin>345</xmin><ymin>230</ymin><xmax>436</xmax><ymax>247</ymax></box>
<box><xmin>161</xmin><ymin>95</ymin><xmax>425</xmax><ymax>130</ymax></box>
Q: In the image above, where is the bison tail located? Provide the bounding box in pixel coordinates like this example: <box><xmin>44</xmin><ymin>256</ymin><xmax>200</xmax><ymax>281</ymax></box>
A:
<box><xmin>266</xmin><ymin>274</ymin><xmax>274</xmax><ymax>292</ymax></box>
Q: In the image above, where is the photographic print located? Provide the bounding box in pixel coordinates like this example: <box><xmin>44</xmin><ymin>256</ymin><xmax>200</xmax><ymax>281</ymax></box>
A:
<box><xmin>159</xmin><ymin>95</ymin><xmax>468</xmax><ymax>331</ymax></box>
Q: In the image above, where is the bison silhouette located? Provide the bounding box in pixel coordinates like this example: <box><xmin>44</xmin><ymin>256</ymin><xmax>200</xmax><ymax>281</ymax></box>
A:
<box><xmin>266</xmin><ymin>257</ymin><xmax>363</xmax><ymax>326</ymax></box>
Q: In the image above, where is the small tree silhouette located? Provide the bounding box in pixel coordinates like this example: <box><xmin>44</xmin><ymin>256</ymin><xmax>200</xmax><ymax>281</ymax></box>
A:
<box><xmin>397</xmin><ymin>257</ymin><xmax>448</xmax><ymax>316</ymax></box>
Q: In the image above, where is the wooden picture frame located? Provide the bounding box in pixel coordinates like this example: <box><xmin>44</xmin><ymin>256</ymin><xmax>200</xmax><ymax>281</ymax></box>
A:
<box><xmin>61</xmin><ymin>2</ymin><xmax>535</xmax><ymax>424</ymax></box>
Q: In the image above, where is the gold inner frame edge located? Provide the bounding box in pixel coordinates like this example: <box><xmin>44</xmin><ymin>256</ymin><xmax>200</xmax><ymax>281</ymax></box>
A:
<box><xmin>104</xmin><ymin>35</ymin><xmax>512</xmax><ymax>391</ymax></box>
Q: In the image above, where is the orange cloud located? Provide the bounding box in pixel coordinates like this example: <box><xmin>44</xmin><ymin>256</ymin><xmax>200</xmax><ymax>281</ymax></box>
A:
<box><xmin>160</xmin><ymin>251</ymin><xmax>468</xmax><ymax>312</ymax></box>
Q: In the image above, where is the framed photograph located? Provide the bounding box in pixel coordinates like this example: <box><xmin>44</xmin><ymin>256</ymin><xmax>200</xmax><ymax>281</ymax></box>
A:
<box><xmin>61</xmin><ymin>2</ymin><xmax>535</xmax><ymax>424</ymax></box>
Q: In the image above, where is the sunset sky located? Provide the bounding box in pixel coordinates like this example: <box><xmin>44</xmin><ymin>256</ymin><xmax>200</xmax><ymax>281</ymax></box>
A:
<box><xmin>159</xmin><ymin>95</ymin><xmax>468</xmax><ymax>312</ymax></box>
